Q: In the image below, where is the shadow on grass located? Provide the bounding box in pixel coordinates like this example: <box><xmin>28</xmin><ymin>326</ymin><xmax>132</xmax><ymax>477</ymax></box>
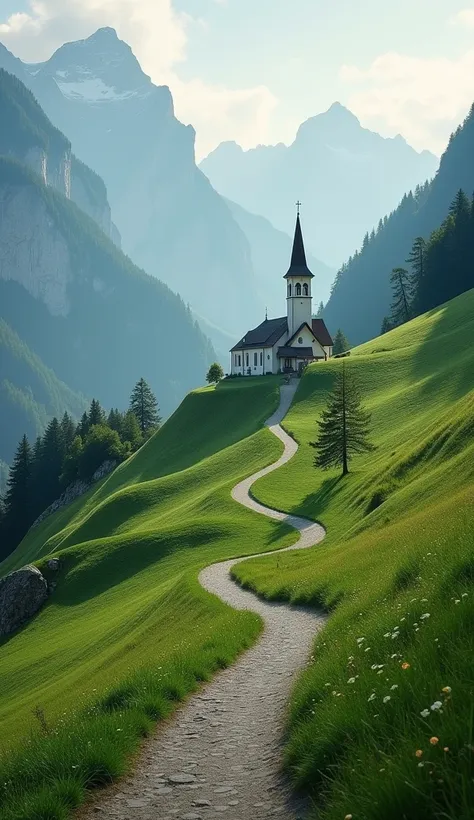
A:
<box><xmin>294</xmin><ymin>474</ymin><xmax>345</xmax><ymax>521</ymax></box>
<box><xmin>410</xmin><ymin>290</ymin><xmax>474</xmax><ymax>402</ymax></box>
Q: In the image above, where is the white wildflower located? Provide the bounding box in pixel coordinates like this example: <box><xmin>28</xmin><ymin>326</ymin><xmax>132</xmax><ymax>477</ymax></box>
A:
<box><xmin>431</xmin><ymin>701</ymin><xmax>443</xmax><ymax>711</ymax></box>
<box><xmin>390</xmin><ymin>684</ymin><xmax>398</xmax><ymax>691</ymax></box>
<box><xmin>420</xmin><ymin>708</ymin><xmax>430</xmax><ymax>718</ymax></box>
<box><xmin>420</xmin><ymin>613</ymin><xmax>430</xmax><ymax>620</ymax></box>
<box><xmin>383</xmin><ymin>696</ymin><xmax>391</xmax><ymax>704</ymax></box>
<box><xmin>347</xmin><ymin>677</ymin><xmax>356</xmax><ymax>684</ymax></box>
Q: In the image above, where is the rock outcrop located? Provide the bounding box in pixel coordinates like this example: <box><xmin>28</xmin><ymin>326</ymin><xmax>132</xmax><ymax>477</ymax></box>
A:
<box><xmin>0</xmin><ymin>565</ymin><xmax>48</xmax><ymax>637</ymax></box>
<box><xmin>32</xmin><ymin>459</ymin><xmax>117</xmax><ymax>528</ymax></box>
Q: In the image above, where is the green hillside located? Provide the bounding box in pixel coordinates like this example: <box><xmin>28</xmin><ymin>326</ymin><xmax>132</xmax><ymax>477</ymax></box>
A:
<box><xmin>0</xmin><ymin>376</ymin><xmax>295</xmax><ymax>818</ymax></box>
<box><xmin>1</xmin><ymin>291</ymin><xmax>473</xmax><ymax>819</ymax></box>
<box><xmin>0</xmin><ymin>319</ymin><xmax>86</xmax><ymax>465</ymax></box>
<box><xmin>233</xmin><ymin>288</ymin><xmax>474</xmax><ymax>820</ymax></box>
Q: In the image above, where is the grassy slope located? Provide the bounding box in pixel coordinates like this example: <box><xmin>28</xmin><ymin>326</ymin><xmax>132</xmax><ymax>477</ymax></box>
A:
<box><xmin>233</xmin><ymin>290</ymin><xmax>474</xmax><ymax>820</ymax></box>
<box><xmin>0</xmin><ymin>376</ymin><xmax>297</xmax><ymax>819</ymax></box>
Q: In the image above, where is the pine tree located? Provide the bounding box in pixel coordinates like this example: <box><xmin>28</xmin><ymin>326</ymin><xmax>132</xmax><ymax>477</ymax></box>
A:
<box><xmin>381</xmin><ymin>316</ymin><xmax>394</xmax><ymax>335</ymax></box>
<box><xmin>35</xmin><ymin>417</ymin><xmax>64</xmax><ymax>511</ymax></box>
<box><xmin>316</xmin><ymin>301</ymin><xmax>324</xmax><ymax>317</ymax></box>
<box><xmin>60</xmin><ymin>412</ymin><xmax>76</xmax><ymax>452</ymax></box>
<box><xmin>77</xmin><ymin>411</ymin><xmax>89</xmax><ymax>440</ymax></box>
<box><xmin>390</xmin><ymin>267</ymin><xmax>412</xmax><ymax>325</ymax></box>
<box><xmin>406</xmin><ymin>236</ymin><xmax>426</xmax><ymax>293</ymax></box>
<box><xmin>129</xmin><ymin>378</ymin><xmax>161</xmax><ymax>435</ymax></box>
<box><xmin>206</xmin><ymin>362</ymin><xmax>224</xmax><ymax>384</ymax></box>
<box><xmin>88</xmin><ymin>399</ymin><xmax>106</xmax><ymax>428</ymax></box>
<box><xmin>3</xmin><ymin>434</ymin><xmax>33</xmax><ymax>548</ymax></box>
<box><xmin>333</xmin><ymin>329</ymin><xmax>350</xmax><ymax>355</ymax></box>
<box><xmin>310</xmin><ymin>362</ymin><xmax>374</xmax><ymax>476</ymax></box>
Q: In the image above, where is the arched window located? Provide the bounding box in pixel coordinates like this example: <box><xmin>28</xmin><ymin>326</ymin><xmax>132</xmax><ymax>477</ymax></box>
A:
<box><xmin>303</xmin><ymin>282</ymin><xmax>309</xmax><ymax>296</ymax></box>
<box><xmin>295</xmin><ymin>283</ymin><xmax>302</xmax><ymax>296</ymax></box>
<box><xmin>287</xmin><ymin>283</ymin><xmax>292</xmax><ymax>297</ymax></box>
<box><xmin>298</xmin><ymin>336</ymin><xmax>303</xmax><ymax>344</ymax></box>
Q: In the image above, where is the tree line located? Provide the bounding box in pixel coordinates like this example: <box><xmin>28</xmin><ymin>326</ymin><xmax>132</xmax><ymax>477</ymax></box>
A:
<box><xmin>383</xmin><ymin>189</ymin><xmax>474</xmax><ymax>332</ymax></box>
<box><xmin>0</xmin><ymin>378</ymin><xmax>160</xmax><ymax>559</ymax></box>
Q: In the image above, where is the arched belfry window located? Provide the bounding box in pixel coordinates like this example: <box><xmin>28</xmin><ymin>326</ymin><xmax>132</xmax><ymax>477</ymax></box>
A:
<box><xmin>295</xmin><ymin>283</ymin><xmax>302</xmax><ymax>296</ymax></box>
<box><xmin>287</xmin><ymin>283</ymin><xmax>292</xmax><ymax>297</ymax></box>
<box><xmin>303</xmin><ymin>283</ymin><xmax>309</xmax><ymax>296</ymax></box>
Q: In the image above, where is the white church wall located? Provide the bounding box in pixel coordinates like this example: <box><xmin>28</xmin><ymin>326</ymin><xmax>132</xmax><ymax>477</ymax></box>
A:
<box><xmin>242</xmin><ymin>348</ymin><xmax>265</xmax><ymax>376</ymax></box>
<box><xmin>271</xmin><ymin>333</ymin><xmax>288</xmax><ymax>373</ymax></box>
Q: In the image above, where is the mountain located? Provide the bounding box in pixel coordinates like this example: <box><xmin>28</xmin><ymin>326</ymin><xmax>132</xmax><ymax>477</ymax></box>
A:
<box><xmin>0</xmin><ymin>69</ymin><xmax>119</xmax><ymax>243</ymax></box>
<box><xmin>224</xmin><ymin>199</ymin><xmax>335</xmax><ymax>309</ymax></box>
<box><xmin>324</xmin><ymin>103</ymin><xmax>474</xmax><ymax>344</ymax></box>
<box><xmin>0</xmin><ymin>70</ymin><xmax>215</xmax><ymax>439</ymax></box>
<box><xmin>200</xmin><ymin>103</ymin><xmax>439</xmax><ymax>267</ymax></box>
<box><xmin>0</xmin><ymin>318</ymin><xmax>86</xmax><ymax>466</ymax></box>
<box><xmin>0</xmin><ymin>29</ymin><xmax>263</xmax><ymax>337</ymax></box>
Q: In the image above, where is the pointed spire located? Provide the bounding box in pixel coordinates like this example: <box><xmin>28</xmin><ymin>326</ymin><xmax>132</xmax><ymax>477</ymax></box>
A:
<box><xmin>284</xmin><ymin>203</ymin><xmax>314</xmax><ymax>279</ymax></box>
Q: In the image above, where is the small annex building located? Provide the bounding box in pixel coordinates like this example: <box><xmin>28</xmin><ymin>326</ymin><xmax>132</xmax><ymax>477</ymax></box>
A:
<box><xmin>230</xmin><ymin>209</ymin><xmax>333</xmax><ymax>375</ymax></box>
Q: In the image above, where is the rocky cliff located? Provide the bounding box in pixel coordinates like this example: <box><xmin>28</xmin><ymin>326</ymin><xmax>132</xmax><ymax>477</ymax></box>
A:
<box><xmin>0</xmin><ymin>30</ymin><xmax>261</xmax><ymax>337</ymax></box>
<box><xmin>0</xmin><ymin>68</ymin><xmax>119</xmax><ymax>244</ymax></box>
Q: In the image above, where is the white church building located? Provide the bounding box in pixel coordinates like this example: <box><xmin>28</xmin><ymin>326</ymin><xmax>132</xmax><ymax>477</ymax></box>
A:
<box><xmin>230</xmin><ymin>210</ymin><xmax>333</xmax><ymax>376</ymax></box>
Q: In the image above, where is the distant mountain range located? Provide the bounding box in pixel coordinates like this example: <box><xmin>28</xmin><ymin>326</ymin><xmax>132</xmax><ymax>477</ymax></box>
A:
<box><xmin>200</xmin><ymin>103</ymin><xmax>439</xmax><ymax>268</ymax></box>
<box><xmin>0</xmin><ymin>68</ymin><xmax>214</xmax><ymax>469</ymax></box>
<box><xmin>324</xmin><ymin>103</ymin><xmax>474</xmax><ymax>345</ymax></box>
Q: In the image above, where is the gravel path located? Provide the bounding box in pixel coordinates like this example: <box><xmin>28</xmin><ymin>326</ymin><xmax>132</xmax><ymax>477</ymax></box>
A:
<box><xmin>84</xmin><ymin>382</ymin><xmax>326</xmax><ymax>820</ymax></box>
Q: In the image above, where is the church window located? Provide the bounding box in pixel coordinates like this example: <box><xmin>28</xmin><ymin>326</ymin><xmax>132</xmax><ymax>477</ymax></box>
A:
<box><xmin>254</xmin><ymin>352</ymin><xmax>258</xmax><ymax>367</ymax></box>
<box><xmin>287</xmin><ymin>283</ymin><xmax>292</xmax><ymax>297</ymax></box>
<box><xmin>295</xmin><ymin>283</ymin><xmax>302</xmax><ymax>296</ymax></box>
<box><xmin>303</xmin><ymin>283</ymin><xmax>309</xmax><ymax>296</ymax></box>
<box><xmin>246</xmin><ymin>353</ymin><xmax>249</xmax><ymax>367</ymax></box>
<box><xmin>267</xmin><ymin>354</ymin><xmax>270</xmax><ymax>360</ymax></box>
<box><xmin>298</xmin><ymin>336</ymin><xmax>303</xmax><ymax>344</ymax></box>
<box><xmin>260</xmin><ymin>351</ymin><xmax>263</xmax><ymax>366</ymax></box>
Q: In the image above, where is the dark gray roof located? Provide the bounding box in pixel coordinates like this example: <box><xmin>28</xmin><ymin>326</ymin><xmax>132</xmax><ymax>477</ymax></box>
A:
<box><xmin>277</xmin><ymin>346</ymin><xmax>315</xmax><ymax>358</ymax></box>
<box><xmin>311</xmin><ymin>318</ymin><xmax>333</xmax><ymax>347</ymax></box>
<box><xmin>231</xmin><ymin>316</ymin><xmax>288</xmax><ymax>351</ymax></box>
<box><xmin>284</xmin><ymin>214</ymin><xmax>314</xmax><ymax>279</ymax></box>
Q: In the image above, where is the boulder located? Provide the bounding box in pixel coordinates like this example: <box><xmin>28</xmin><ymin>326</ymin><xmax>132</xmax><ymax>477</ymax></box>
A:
<box><xmin>47</xmin><ymin>558</ymin><xmax>60</xmax><ymax>571</ymax></box>
<box><xmin>0</xmin><ymin>565</ymin><xmax>48</xmax><ymax>637</ymax></box>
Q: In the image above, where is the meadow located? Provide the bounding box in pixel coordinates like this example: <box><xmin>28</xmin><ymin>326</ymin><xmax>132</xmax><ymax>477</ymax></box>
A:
<box><xmin>0</xmin><ymin>375</ymin><xmax>297</xmax><ymax>819</ymax></box>
<box><xmin>233</xmin><ymin>289</ymin><xmax>474</xmax><ymax>819</ymax></box>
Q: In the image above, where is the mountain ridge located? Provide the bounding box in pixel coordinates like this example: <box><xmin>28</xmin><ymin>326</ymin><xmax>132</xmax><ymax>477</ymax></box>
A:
<box><xmin>200</xmin><ymin>102</ymin><xmax>439</xmax><ymax>267</ymax></box>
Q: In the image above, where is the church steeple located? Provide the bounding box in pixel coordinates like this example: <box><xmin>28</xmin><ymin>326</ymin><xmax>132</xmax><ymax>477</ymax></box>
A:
<box><xmin>284</xmin><ymin>205</ymin><xmax>314</xmax><ymax>279</ymax></box>
<box><xmin>285</xmin><ymin>202</ymin><xmax>313</xmax><ymax>336</ymax></box>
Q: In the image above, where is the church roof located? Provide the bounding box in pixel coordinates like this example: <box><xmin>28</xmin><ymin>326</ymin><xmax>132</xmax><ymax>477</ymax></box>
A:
<box><xmin>231</xmin><ymin>316</ymin><xmax>287</xmax><ymax>351</ymax></box>
<box><xmin>284</xmin><ymin>214</ymin><xmax>314</xmax><ymax>279</ymax></box>
<box><xmin>311</xmin><ymin>318</ymin><xmax>333</xmax><ymax>347</ymax></box>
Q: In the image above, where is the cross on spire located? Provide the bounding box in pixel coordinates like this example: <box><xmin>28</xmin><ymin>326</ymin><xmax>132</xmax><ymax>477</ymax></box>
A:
<box><xmin>296</xmin><ymin>200</ymin><xmax>302</xmax><ymax>216</ymax></box>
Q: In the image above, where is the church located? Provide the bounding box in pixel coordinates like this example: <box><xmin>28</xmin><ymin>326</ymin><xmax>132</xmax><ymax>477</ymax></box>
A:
<box><xmin>230</xmin><ymin>208</ymin><xmax>333</xmax><ymax>376</ymax></box>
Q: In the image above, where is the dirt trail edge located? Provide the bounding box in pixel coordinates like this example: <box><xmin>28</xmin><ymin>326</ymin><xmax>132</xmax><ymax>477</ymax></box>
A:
<box><xmin>84</xmin><ymin>382</ymin><xmax>326</xmax><ymax>820</ymax></box>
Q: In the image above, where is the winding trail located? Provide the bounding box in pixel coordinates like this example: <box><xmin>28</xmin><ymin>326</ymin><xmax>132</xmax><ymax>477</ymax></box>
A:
<box><xmin>84</xmin><ymin>383</ymin><xmax>326</xmax><ymax>820</ymax></box>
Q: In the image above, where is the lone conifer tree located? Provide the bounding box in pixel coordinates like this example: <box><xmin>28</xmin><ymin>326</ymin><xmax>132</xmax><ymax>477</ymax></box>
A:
<box><xmin>332</xmin><ymin>329</ymin><xmax>350</xmax><ymax>355</ymax></box>
<box><xmin>390</xmin><ymin>267</ymin><xmax>412</xmax><ymax>325</ymax></box>
<box><xmin>310</xmin><ymin>362</ymin><xmax>374</xmax><ymax>476</ymax></box>
<box><xmin>206</xmin><ymin>362</ymin><xmax>224</xmax><ymax>384</ymax></box>
<box><xmin>129</xmin><ymin>378</ymin><xmax>161</xmax><ymax>435</ymax></box>
<box><xmin>316</xmin><ymin>301</ymin><xmax>324</xmax><ymax>317</ymax></box>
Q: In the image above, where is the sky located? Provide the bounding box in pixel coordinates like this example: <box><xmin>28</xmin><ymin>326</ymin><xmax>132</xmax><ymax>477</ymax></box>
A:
<box><xmin>1</xmin><ymin>0</ymin><xmax>474</xmax><ymax>159</ymax></box>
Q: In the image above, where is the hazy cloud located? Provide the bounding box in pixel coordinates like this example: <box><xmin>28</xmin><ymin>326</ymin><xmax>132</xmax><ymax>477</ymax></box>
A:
<box><xmin>340</xmin><ymin>51</ymin><xmax>474</xmax><ymax>154</ymax></box>
<box><xmin>451</xmin><ymin>8</ymin><xmax>474</xmax><ymax>27</ymax></box>
<box><xmin>0</xmin><ymin>0</ymin><xmax>277</xmax><ymax>158</ymax></box>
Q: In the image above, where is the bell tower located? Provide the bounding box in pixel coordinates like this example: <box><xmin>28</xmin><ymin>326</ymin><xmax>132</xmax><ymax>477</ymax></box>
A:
<box><xmin>285</xmin><ymin>202</ymin><xmax>314</xmax><ymax>337</ymax></box>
